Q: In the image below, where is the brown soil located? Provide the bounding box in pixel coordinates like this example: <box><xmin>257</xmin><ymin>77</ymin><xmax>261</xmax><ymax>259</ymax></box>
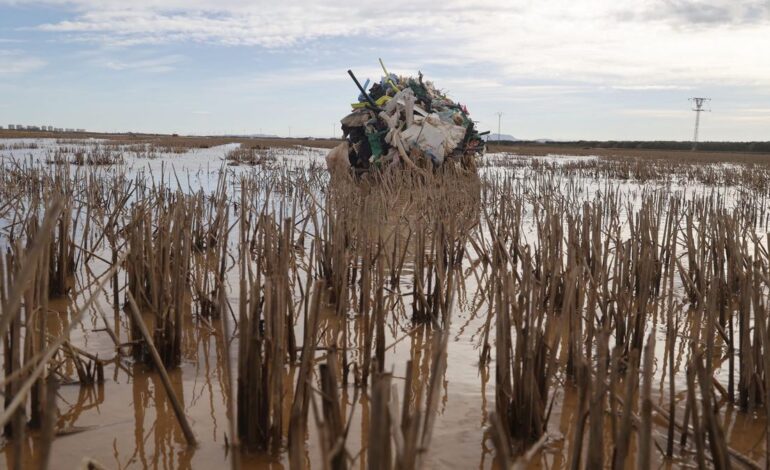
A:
<box><xmin>487</xmin><ymin>142</ymin><xmax>770</xmax><ymax>164</ymax></box>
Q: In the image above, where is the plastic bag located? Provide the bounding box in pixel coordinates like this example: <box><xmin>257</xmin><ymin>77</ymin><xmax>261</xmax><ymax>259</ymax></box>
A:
<box><xmin>325</xmin><ymin>141</ymin><xmax>350</xmax><ymax>173</ymax></box>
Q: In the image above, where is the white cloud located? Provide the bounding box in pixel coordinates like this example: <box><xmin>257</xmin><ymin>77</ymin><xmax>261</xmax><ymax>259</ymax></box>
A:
<box><xmin>620</xmin><ymin>108</ymin><xmax>690</xmax><ymax>118</ymax></box>
<box><xmin>9</xmin><ymin>0</ymin><xmax>767</xmax><ymax>89</ymax></box>
<box><xmin>620</xmin><ymin>106</ymin><xmax>770</xmax><ymax>128</ymax></box>
<box><xmin>0</xmin><ymin>49</ymin><xmax>45</xmax><ymax>75</ymax></box>
<box><xmin>630</xmin><ymin>0</ymin><xmax>770</xmax><ymax>26</ymax></box>
<box><xmin>717</xmin><ymin>107</ymin><xmax>770</xmax><ymax>122</ymax></box>
<box><xmin>32</xmin><ymin>3</ymin><xmax>445</xmax><ymax>47</ymax></box>
<box><xmin>100</xmin><ymin>54</ymin><xmax>184</xmax><ymax>72</ymax></box>
<box><xmin>611</xmin><ymin>85</ymin><xmax>693</xmax><ymax>91</ymax></box>
<box><xmin>4</xmin><ymin>0</ymin><xmax>770</xmax><ymax>139</ymax></box>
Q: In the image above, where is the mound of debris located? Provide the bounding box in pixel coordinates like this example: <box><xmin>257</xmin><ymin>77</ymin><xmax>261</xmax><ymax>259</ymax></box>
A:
<box><xmin>326</xmin><ymin>60</ymin><xmax>487</xmax><ymax>174</ymax></box>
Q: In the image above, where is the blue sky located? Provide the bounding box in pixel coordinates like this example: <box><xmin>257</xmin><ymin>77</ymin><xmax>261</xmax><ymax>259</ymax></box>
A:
<box><xmin>1</xmin><ymin>0</ymin><xmax>769</xmax><ymax>140</ymax></box>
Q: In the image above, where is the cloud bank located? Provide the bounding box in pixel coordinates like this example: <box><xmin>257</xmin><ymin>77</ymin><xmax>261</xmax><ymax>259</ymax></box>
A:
<box><xmin>6</xmin><ymin>0</ymin><xmax>766</xmax><ymax>89</ymax></box>
<box><xmin>1</xmin><ymin>0</ymin><xmax>768</xmax><ymax>139</ymax></box>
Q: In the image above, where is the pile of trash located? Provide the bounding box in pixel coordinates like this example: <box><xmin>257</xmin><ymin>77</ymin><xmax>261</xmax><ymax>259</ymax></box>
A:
<box><xmin>326</xmin><ymin>60</ymin><xmax>487</xmax><ymax>174</ymax></box>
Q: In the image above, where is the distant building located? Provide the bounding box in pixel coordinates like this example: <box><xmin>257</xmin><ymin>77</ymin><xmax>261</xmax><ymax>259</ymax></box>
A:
<box><xmin>8</xmin><ymin>125</ymin><xmax>14</xmax><ymax>130</ymax></box>
<box><xmin>76</xmin><ymin>129</ymin><xmax>85</xmax><ymax>132</ymax></box>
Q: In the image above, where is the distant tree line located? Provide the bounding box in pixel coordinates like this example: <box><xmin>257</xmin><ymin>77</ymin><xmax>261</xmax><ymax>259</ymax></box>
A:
<box><xmin>500</xmin><ymin>140</ymin><xmax>770</xmax><ymax>153</ymax></box>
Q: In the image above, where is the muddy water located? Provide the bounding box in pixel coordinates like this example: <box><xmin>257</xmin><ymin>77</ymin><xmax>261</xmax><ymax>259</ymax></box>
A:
<box><xmin>1</xmin><ymin>139</ymin><xmax>768</xmax><ymax>469</ymax></box>
<box><xmin>11</xmin><ymin>279</ymin><xmax>767</xmax><ymax>469</ymax></box>
<box><xmin>2</xmin><ymin>276</ymin><xmax>497</xmax><ymax>469</ymax></box>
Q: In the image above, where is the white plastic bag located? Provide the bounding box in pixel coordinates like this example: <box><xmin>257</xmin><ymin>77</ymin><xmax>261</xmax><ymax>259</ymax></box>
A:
<box><xmin>325</xmin><ymin>141</ymin><xmax>350</xmax><ymax>173</ymax></box>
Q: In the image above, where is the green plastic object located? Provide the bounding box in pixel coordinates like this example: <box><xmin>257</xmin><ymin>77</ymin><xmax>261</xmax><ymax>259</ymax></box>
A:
<box><xmin>366</xmin><ymin>129</ymin><xmax>388</xmax><ymax>160</ymax></box>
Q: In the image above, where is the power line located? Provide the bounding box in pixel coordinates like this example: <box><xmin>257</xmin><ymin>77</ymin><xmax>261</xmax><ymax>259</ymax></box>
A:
<box><xmin>689</xmin><ymin>97</ymin><xmax>711</xmax><ymax>151</ymax></box>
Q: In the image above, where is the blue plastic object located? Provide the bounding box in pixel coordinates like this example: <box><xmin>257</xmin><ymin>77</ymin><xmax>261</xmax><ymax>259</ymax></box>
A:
<box><xmin>357</xmin><ymin>78</ymin><xmax>371</xmax><ymax>102</ymax></box>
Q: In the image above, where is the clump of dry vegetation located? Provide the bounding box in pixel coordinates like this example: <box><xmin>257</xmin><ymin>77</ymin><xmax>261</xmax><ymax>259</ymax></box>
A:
<box><xmin>0</xmin><ymin>142</ymin><xmax>39</xmax><ymax>150</ymax></box>
<box><xmin>225</xmin><ymin>146</ymin><xmax>276</xmax><ymax>166</ymax></box>
<box><xmin>70</xmin><ymin>147</ymin><xmax>124</xmax><ymax>165</ymax></box>
<box><xmin>125</xmin><ymin>190</ymin><xmax>193</xmax><ymax>369</ymax></box>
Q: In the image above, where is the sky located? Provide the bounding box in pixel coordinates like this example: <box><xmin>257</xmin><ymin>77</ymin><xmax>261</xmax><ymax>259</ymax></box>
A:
<box><xmin>0</xmin><ymin>0</ymin><xmax>769</xmax><ymax>141</ymax></box>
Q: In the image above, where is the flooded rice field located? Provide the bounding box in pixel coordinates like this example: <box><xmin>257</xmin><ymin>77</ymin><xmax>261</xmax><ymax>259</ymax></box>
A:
<box><xmin>1</xmin><ymin>138</ymin><xmax>770</xmax><ymax>469</ymax></box>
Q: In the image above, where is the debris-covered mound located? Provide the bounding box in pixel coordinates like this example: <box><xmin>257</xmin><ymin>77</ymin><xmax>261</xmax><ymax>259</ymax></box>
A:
<box><xmin>327</xmin><ymin>60</ymin><xmax>487</xmax><ymax>174</ymax></box>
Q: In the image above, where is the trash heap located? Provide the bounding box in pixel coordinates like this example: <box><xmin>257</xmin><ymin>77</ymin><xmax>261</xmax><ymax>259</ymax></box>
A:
<box><xmin>327</xmin><ymin>61</ymin><xmax>487</xmax><ymax>174</ymax></box>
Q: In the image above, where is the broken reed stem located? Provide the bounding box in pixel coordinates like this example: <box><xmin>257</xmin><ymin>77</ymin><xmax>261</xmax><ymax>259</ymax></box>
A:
<box><xmin>38</xmin><ymin>376</ymin><xmax>58</xmax><ymax>470</ymax></box>
<box><xmin>613</xmin><ymin>348</ymin><xmax>639</xmax><ymax>470</ymax></box>
<box><xmin>318</xmin><ymin>352</ymin><xmax>347</xmax><ymax>470</ymax></box>
<box><xmin>694</xmin><ymin>350</ymin><xmax>731</xmax><ymax>469</ymax></box>
<box><xmin>366</xmin><ymin>330</ymin><xmax>449</xmax><ymax>470</ymax></box>
<box><xmin>686</xmin><ymin>357</ymin><xmax>708</xmax><ymax>469</ymax></box>
<box><xmin>368</xmin><ymin>372</ymin><xmax>392</xmax><ymax>470</ymax></box>
<box><xmin>126</xmin><ymin>291</ymin><xmax>197</xmax><ymax>446</ymax></box>
<box><xmin>637</xmin><ymin>333</ymin><xmax>655</xmax><ymax>470</ymax></box>
<box><xmin>289</xmin><ymin>280</ymin><xmax>323</xmax><ymax>470</ymax></box>
<box><xmin>586</xmin><ymin>327</ymin><xmax>609</xmax><ymax>468</ymax></box>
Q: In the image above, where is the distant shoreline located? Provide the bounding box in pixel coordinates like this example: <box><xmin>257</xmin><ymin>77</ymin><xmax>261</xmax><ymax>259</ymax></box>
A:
<box><xmin>2</xmin><ymin>129</ymin><xmax>769</xmax><ymax>163</ymax></box>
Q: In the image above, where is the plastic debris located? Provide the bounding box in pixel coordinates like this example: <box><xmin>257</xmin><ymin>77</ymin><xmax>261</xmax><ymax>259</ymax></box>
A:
<box><xmin>329</xmin><ymin>60</ymin><xmax>486</xmax><ymax>174</ymax></box>
<box><xmin>325</xmin><ymin>140</ymin><xmax>350</xmax><ymax>173</ymax></box>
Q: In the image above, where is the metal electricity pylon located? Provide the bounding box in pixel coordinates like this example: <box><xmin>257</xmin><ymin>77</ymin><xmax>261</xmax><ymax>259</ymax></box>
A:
<box><xmin>689</xmin><ymin>97</ymin><xmax>711</xmax><ymax>150</ymax></box>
